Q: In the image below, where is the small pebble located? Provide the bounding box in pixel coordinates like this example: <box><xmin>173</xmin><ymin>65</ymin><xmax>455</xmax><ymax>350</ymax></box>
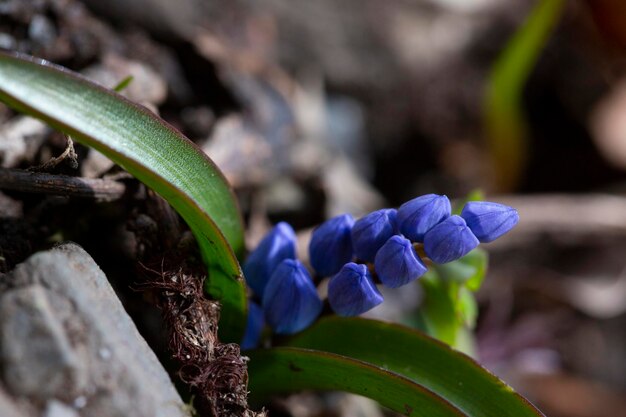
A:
<box><xmin>73</xmin><ymin>396</ymin><xmax>87</xmax><ymax>409</ymax></box>
<box><xmin>98</xmin><ymin>347</ymin><xmax>112</xmax><ymax>360</ymax></box>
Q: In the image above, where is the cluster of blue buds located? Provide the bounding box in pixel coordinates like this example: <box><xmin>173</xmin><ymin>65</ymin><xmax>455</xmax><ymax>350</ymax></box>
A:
<box><xmin>310</xmin><ymin>195</ymin><xmax>518</xmax><ymax>317</ymax></box>
<box><xmin>240</xmin><ymin>221</ymin><xmax>322</xmax><ymax>346</ymax></box>
<box><xmin>240</xmin><ymin>194</ymin><xmax>519</xmax><ymax>347</ymax></box>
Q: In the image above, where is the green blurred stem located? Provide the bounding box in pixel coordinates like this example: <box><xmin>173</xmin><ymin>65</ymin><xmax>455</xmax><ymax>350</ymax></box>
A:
<box><xmin>418</xmin><ymin>273</ymin><xmax>476</xmax><ymax>357</ymax></box>
<box><xmin>484</xmin><ymin>0</ymin><xmax>566</xmax><ymax>191</ymax></box>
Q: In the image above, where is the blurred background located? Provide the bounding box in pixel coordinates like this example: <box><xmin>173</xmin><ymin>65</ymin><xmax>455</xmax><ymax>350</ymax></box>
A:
<box><xmin>2</xmin><ymin>0</ymin><xmax>626</xmax><ymax>415</ymax></box>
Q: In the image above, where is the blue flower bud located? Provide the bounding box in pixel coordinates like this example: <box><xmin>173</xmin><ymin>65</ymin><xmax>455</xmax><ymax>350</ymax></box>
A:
<box><xmin>374</xmin><ymin>235</ymin><xmax>427</xmax><ymax>288</ymax></box>
<box><xmin>309</xmin><ymin>214</ymin><xmax>355</xmax><ymax>277</ymax></box>
<box><xmin>351</xmin><ymin>209</ymin><xmax>398</xmax><ymax>262</ymax></box>
<box><xmin>240</xmin><ymin>301</ymin><xmax>264</xmax><ymax>350</ymax></box>
<box><xmin>328</xmin><ymin>262</ymin><xmax>383</xmax><ymax>316</ymax></box>
<box><xmin>460</xmin><ymin>201</ymin><xmax>519</xmax><ymax>243</ymax></box>
<box><xmin>398</xmin><ymin>194</ymin><xmax>451</xmax><ymax>242</ymax></box>
<box><xmin>243</xmin><ymin>222</ymin><xmax>296</xmax><ymax>298</ymax></box>
<box><xmin>424</xmin><ymin>215</ymin><xmax>479</xmax><ymax>264</ymax></box>
<box><xmin>262</xmin><ymin>259</ymin><xmax>322</xmax><ymax>334</ymax></box>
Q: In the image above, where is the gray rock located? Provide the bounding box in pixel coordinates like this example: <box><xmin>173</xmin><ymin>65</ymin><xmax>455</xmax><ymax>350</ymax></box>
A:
<box><xmin>0</xmin><ymin>243</ymin><xmax>190</xmax><ymax>417</ymax></box>
<box><xmin>0</xmin><ymin>286</ymin><xmax>85</xmax><ymax>399</ymax></box>
<box><xmin>0</xmin><ymin>387</ymin><xmax>30</xmax><ymax>417</ymax></box>
<box><xmin>42</xmin><ymin>401</ymin><xmax>80</xmax><ymax>417</ymax></box>
<box><xmin>0</xmin><ymin>116</ymin><xmax>48</xmax><ymax>168</ymax></box>
<box><xmin>82</xmin><ymin>53</ymin><xmax>168</xmax><ymax>106</ymax></box>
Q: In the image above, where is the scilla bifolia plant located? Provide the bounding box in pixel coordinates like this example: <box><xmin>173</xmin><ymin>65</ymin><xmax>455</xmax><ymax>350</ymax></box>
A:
<box><xmin>0</xmin><ymin>51</ymin><xmax>544</xmax><ymax>417</ymax></box>
<box><xmin>242</xmin><ymin>195</ymin><xmax>518</xmax><ymax>339</ymax></box>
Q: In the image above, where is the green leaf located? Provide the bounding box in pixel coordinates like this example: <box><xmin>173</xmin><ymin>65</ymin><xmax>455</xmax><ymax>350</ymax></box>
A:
<box><xmin>464</xmin><ymin>248</ymin><xmax>489</xmax><ymax>292</ymax></box>
<box><xmin>0</xmin><ymin>51</ymin><xmax>247</xmax><ymax>342</ymax></box>
<box><xmin>435</xmin><ymin>248</ymin><xmax>488</xmax><ymax>291</ymax></box>
<box><xmin>286</xmin><ymin>317</ymin><xmax>544</xmax><ymax>417</ymax></box>
<box><xmin>113</xmin><ymin>75</ymin><xmax>134</xmax><ymax>92</ymax></box>
<box><xmin>452</xmin><ymin>189</ymin><xmax>485</xmax><ymax>215</ymax></box>
<box><xmin>435</xmin><ymin>259</ymin><xmax>477</xmax><ymax>284</ymax></box>
<box><xmin>458</xmin><ymin>286</ymin><xmax>478</xmax><ymax>329</ymax></box>
<box><xmin>247</xmin><ymin>347</ymin><xmax>467</xmax><ymax>417</ymax></box>
<box><xmin>419</xmin><ymin>271</ymin><xmax>461</xmax><ymax>348</ymax></box>
<box><xmin>484</xmin><ymin>0</ymin><xmax>565</xmax><ymax>191</ymax></box>
<box><xmin>418</xmin><ymin>266</ymin><xmax>482</xmax><ymax>353</ymax></box>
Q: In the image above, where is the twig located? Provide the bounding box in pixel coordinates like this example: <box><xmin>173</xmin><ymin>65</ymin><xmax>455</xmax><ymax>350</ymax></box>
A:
<box><xmin>0</xmin><ymin>168</ymin><xmax>126</xmax><ymax>202</ymax></box>
<box><xmin>29</xmin><ymin>135</ymin><xmax>79</xmax><ymax>172</ymax></box>
<box><xmin>497</xmin><ymin>194</ymin><xmax>626</xmax><ymax>235</ymax></box>
<box><xmin>483</xmin><ymin>194</ymin><xmax>626</xmax><ymax>250</ymax></box>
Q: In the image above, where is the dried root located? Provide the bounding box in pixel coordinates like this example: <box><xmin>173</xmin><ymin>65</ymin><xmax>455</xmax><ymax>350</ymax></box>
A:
<box><xmin>140</xmin><ymin>263</ymin><xmax>264</xmax><ymax>417</ymax></box>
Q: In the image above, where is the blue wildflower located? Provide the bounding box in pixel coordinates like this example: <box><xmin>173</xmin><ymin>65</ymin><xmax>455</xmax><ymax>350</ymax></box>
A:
<box><xmin>351</xmin><ymin>209</ymin><xmax>398</xmax><ymax>262</ymax></box>
<box><xmin>262</xmin><ymin>259</ymin><xmax>322</xmax><ymax>334</ymax></box>
<box><xmin>460</xmin><ymin>201</ymin><xmax>519</xmax><ymax>243</ymax></box>
<box><xmin>423</xmin><ymin>215</ymin><xmax>479</xmax><ymax>264</ymax></box>
<box><xmin>242</xmin><ymin>222</ymin><xmax>296</xmax><ymax>297</ymax></box>
<box><xmin>374</xmin><ymin>235</ymin><xmax>427</xmax><ymax>288</ymax></box>
<box><xmin>241</xmin><ymin>301</ymin><xmax>264</xmax><ymax>350</ymax></box>
<box><xmin>397</xmin><ymin>194</ymin><xmax>451</xmax><ymax>242</ymax></box>
<box><xmin>309</xmin><ymin>214</ymin><xmax>355</xmax><ymax>277</ymax></box>
<box><xmin>328</xmin><ymin>262</ymin><xmax>383</xmax><ymax>316</ymax></box>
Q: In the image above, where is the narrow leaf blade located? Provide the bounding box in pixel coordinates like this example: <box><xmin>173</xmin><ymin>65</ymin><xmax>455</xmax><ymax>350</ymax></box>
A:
<box><xmin>247</xmin><ymin>347</ymin><xmax>467</xmax><ymax>417</ymax></box>
<box><xmin>0</xmin><ymin>51</ymin><xmax>247</xmax><ymax>342</ymax></box>
<box><xmin>287</xmin><ymin>317</ymin><xmax>544</xmax><ymax>417</ymax></box>
<box><xmin>484</xmin><ymin>0</ymin><xmax>565</xmax><ymax>191</ymax></box>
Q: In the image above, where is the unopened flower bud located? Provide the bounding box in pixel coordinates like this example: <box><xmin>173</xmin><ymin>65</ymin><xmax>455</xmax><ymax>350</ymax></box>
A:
<box><xmin>424</xmin><ymin>215</ymin><xmax>479</xmax><ymax>264</ymax></box>
<box><xmin>241</xmin><ymin>301</ymin><xmax>264</xmax><ymax>350</ymax></box>
<box><xmin>262</xmin><ymin>259</ymin><xmax>322</xmax><ymax>334</ymax></box>
<box><xmin>460</xmin><ymin>201</ymin><xmax>519</xmax><ymax>243</ymax></box>
<box><xmin>328</xmin><ymin>262</ymin><xmax>383</xmax><ymax>316</ymax></box>
<box><xmin>351</xmin><ymin>209</ymin><xmax>398</xmax><ymax>262</ymax></box>
<box><xmin>398</xmin><ymin>194</ymin><xmax>451</xmax><ymax>242</ymax></box>
<box><xmin>243</xmin><ymin>222</ymin><xmax>297</xmax><ymax>297</ymax></box>
<box><xmin>309</xmin><ymin>214</ymin><xmax>355</xmax><ymax>277</ymax></box>
<box><xmin>375</xmin><ymin>235</ymin><xmax>427</xmax><ymax>288</ymax></box>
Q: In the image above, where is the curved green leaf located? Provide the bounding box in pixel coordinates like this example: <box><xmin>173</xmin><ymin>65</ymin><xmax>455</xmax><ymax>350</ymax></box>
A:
<box><xmin>247</xmin><ymin>347</ymin><xmax>467</xmax><ymax>417</ymax></box>
<box><xmin>286</xmin><ymin>317</ymin><xmax>544</xmax><ymax>417</ymax></box>
<box><xmin>0</xmin><ymin>51</ymin><xmax>247</xmax><ymax>342</ymax></box>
